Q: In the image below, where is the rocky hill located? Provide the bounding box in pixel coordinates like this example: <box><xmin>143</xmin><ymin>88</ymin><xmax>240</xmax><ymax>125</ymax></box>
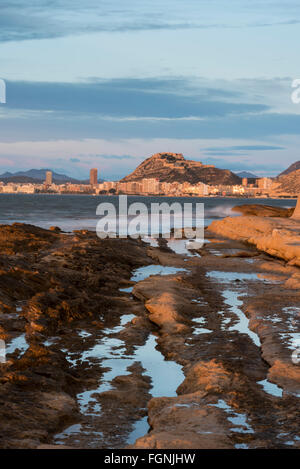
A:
<box><xmin>121</xmin><ymin>153</ymin><xmax>241</xmax><ymax>185</ymax></box>
<box><xmin>272</xmin><ymin>169</ymin><xmax>300</xmax><ymax>195</ymax></box>
<box><xmin>279</xmin><ymin>161</ymin><xmax>300</xmax><ymax>177</ymax></box>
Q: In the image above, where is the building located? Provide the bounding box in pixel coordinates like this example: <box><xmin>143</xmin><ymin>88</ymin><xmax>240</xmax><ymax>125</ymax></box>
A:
<box><xmin>17</xmin><ymin>184</ymin><xmax>36</xmax><ymax>194</ymax></box>
<box><xmin>242</xmin><ymin>178</ymin><xmax>248</xmax><ymax>187</ymax></box>
<box><xmin>90</xmin><ymin>168</ymin><xmax>98</xmax><ymax>186</ymax></box>
<box><xmin>258</xmin><ymin>177</ymin><xmax>273</xmax><ymax>190</ymax></box>
<box><xmin>45</xmin><ymin>171</ymin><xmax>52</xmax><ymax>185</ymax></box>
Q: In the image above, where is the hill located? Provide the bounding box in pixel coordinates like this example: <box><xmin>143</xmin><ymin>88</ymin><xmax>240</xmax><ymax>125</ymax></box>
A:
<box><xmin>121</xmin><ymin>153</ymin><xmax>241</xmax><ymax>185</ymax></box>
<box><xmin>0</xmin><ymin>169</ymin><xmax>104</xmax><ymax>184</ymax></box>
<box><xmin>0</xmin><ymin>169</ymin><xmax>80</xmax><ymax>184</ymax></box>
<box><xmin>236</xmin><ymin>171</ymin><xmax>258</xmax><ymax>179</ymax></box>
<box><xmin>272</xmin><ymin>169</ymin><xmax>300</xmax><ymax>195</ymax></box>
<box><xmin>279</xmin><ymin>161</ymin><xmax>300</xmax><ymax>177</ymax></box>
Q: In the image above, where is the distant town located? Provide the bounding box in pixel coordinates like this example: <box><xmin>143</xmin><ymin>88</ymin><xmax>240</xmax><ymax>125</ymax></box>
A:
<box><xmin>0</xmin><ymin>168</ymin><xmax>289</xmax><ymax>198</ymax></box>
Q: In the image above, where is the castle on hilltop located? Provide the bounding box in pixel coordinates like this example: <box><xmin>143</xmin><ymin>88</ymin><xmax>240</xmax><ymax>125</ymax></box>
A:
<box><xmin>150</xmin><ymin>152</ymin><xmax>215</xmax><ymax>170</ymax></box>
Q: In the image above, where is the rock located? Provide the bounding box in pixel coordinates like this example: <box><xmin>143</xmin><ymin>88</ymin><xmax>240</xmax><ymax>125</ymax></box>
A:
<box><xmin>130</xmin><ymin>392</ymin><xmax>233</xmax><ymax>449</ymax></box>
<box><xmin>208</xmin><ymin>215</ymin><xmax>300</xmax><ymax>266</ymax></box>
<box><xmin>232</xmin><ymin>204</ymin><xmax>294</xmax><ymax>218</ymax></box>
<box><xmin>177</xmin><ymin>360</ymin><xmax>234</xmax><ymax>395</ymax></box>
<box><xmin>291</xmin><ymin>194</ymin><xmax>300</xmax><ymax>219</ymax></box>
<box><xmin>0</xmin><ymin>223</ymin><xmax>153</xmax><ymax>448</ymax></box>
<box><xmin>120</xmin><ymin>152</ymin><xmax>241</xmax><ymax>185</ymax></box>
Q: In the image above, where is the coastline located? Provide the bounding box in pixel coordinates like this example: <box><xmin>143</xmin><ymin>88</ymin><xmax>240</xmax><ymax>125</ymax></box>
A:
<box><xmin>0</xmin><ymin>210</ymin><xmax>299</xmax><ymax>449</ymax></box>
<box><xmin>0</xmin><ymin>192</ymin><xmax>297</xmax><ymax>199</ymax></box>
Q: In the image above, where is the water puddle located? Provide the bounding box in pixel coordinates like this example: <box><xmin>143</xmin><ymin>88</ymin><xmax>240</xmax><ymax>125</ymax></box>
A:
<box><xmin>207</xmin><ymin>271</ymin><xmax>268</xmax><ymax>347</ymax></box>
<box><xmin>222</xmin><ymin>290</ymin><xmax>261</xmax><ymax>347</ymax></box>
<box><xmin>142</xmin><ymin>237</ymin><xmax>159</xmax><ymax>248</ymax></box>
<box><xmin>278</xmin><ymin>433</ymin><xmax>300</xmax><ymax>447</ymax></box>
<box><xmin>127</xmin><ymin>416</ymin><xmax>149</xmax><ymax>445</ymax></box>
<box><xmin>191</xmin><ymin>298</ymin><xmax>208</xmax><ymax>306</ymax></box>
<box><xmin>279</xmin><ymin>332</ymin><xmax>300</xmax><ymax>351</ymax></box>
<box><xmin>131</xmin><ymin>265</ymin><xmax>187</xmax><ymax>282</ymax></box>
<box><xmin>167</xmin><ymin>239</ymin><xmax>201</xmax><ymax>257</ymax></box>
<box><xmin>192</xmin><ymin>317</ymin><xmax>212</xmax><ymax>335</ymax></box>
<box><xmin>55</xmin><ymin>423</ymin><xmax>103</xmax><ymax>443</ymax></box>
<box><xmin>120</xmin><ymin>264</ymin><xmax>188</xmax><ymax>294</ymax></box>
<box><xmin>119</xmin><ymin>286</ymin><xmax>134</xmax><ymax>293</ymax></box>
<box><xmin>193</xmin><ymin>327</ymin><xmax>212</xmax><ymax>335</ymax></box>
<box><xmin>55</xmin><ymin>312</ymin><xmax>184</xmax><ymax>446</ymax></box>
<box><xmin>43</xmin><ymin>337</ymin><xmax>59</xmax><ymax>347</ymax></box>
<box><xmin>209</xmin><ymin>249</ymin><xmax>223</xmax><ymax>257</ymax></box>
<box><xmin>210</xmin><ymin>399</ymin><xmax>254</xmax><ymax>434</ymax></box>
<box><xmin>207</xmin><ymin>271</ymin><xmax>276</xmax><ymax>284</ymax></box>
<box><xmin>6</xmin><ymin>334</ymin><xmax>29</xmax><ymax>357</ymax></box>
<box><xmin>257</xmin><ymin>379</ymin><xmax>283</xmax><ymax>398</ymax></box>
<box><xmin>78</xmin><ymin>330</ymin><xmax>92</xmax><ymax>339</ymax></box>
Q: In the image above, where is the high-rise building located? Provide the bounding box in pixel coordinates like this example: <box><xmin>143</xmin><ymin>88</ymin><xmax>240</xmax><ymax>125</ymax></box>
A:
<box><xmin>45</xmin><ymin>171</ymin><xmax>52</xmax><ymax>185</ymax></box>
<box><xmin>258</xmin><ymin>177</ymin><xmax>272</xmax><ymax>190</ymax></box>
<box><xmin>90</xmin><ymin>168</ymin><xmax>98</xmax><ymax>185</ymax></box>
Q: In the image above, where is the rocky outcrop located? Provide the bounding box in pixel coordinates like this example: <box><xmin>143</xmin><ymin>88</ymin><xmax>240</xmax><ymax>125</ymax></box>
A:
<box><xmin>232</xmin><ymin>204</ymin><xmax>294</xmax><ymax>218</ymax></box>
<box><xmin>121</xmin><ymin>152</ymin><xmax>241</xmax><ymax>185</ymax></box>
<box><xmin>0</xmin><ymin>223</ymin><xmax>153</xmax><ymax>448</ymax></box>
<box><xmin>272</xmin><ymin>169</ymin><xmax>300</xmax><ymax>195</ymax></box>
<box><xmin>279</xmin><ymin>161</ymin><xmax>300</xmax><ymax>177</ymax></box>
<box><xmin>291</xmin><ymin>195</ymin><xmax>300</xmax><ymax>219</ymax></box>
<box><xmin>208</xmin><ymin>215</ymin><xmax>300</xmax><ymax>267</ymax></box>
<box><xmin>130</xmin><ymin>233</ymin><xmax>300</xmax><ymax>449</ymax></box>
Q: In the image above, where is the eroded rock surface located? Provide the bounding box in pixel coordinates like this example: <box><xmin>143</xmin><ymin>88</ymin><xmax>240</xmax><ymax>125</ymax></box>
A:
<box><xmin>0</xmin><ymin>222</ymin><xmax>299</xmax><ymax>449</ymax></box>
<box><xmin>0</xmin><ymin>224</ymin><xmax>153</xmax><ymax>448</ymax></box>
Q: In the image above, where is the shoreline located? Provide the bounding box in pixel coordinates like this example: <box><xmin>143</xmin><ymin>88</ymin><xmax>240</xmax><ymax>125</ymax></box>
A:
<box><xmin>0</xmin><ymin>212</ymin><xmax>299</xmax><ymax>449</ymax></box>
<box><xmin>0</xmin><ymin>192</ymin><xmax>297</xmax><ymax>200</ymax></box>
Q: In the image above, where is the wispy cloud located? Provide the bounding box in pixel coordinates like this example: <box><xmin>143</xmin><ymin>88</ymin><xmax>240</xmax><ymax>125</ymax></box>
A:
<box><xmin>5</xmin><ymin>78</ymin><xmax>268</xmax><ymax>119</ymax></box>
<box><xmin>1</xmin><ymin>1</ymin><xmax>300</xmax><ymax>42</ymax></box>
<box><xmin>204</xmin><ymin>144</ymin><xmax>286</xmax><ymax>153</ymax></box>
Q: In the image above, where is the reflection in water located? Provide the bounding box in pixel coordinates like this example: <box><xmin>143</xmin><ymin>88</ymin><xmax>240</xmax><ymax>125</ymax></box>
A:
<box><xmin>6</xmin><ymin>334</ymin><xmax>29</xmax><ymax>356</ymax></box>
<box><xmin>120</xmin><ymin>264</ymin><xmax>188</xmax><ymax>294</ymax></box>
<box><xmin>55</xmin><ymin>313</ymin><xmax>184</xmax><ymax>445</ymax></box>
<box><xmin>257</xmin><ymin>379</ymin><xmax>283</xmax><ymax>398</ymax></box>
<box><xmin>210</xmin><ymin>399</ymin><xmax>254</xmax><ymax>434</ymax></box>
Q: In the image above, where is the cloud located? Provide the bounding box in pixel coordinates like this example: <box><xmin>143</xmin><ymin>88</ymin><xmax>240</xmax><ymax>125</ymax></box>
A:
<box><xmin>1</xmin><ymin>107</ymin><xmax>300</xmax><ymax>143</ymax></box>
<box><xmin>204</xmin><ymin>144</ymin><xmax>286</xmax><ymax>153</ymax></box>
<box><xmin>1</xmin><ymin>1</ymin><xmax>300</xmax><ymax>42</ymax></box>
<box><xmin>94</xmin><ymin>154</ymin><xmax>135</xmax><ymax>160</ymax></box>
<box><xmin>4</xmin><ymin>78</ymin><xmax>268</xmax><ymax>120</ymax></box>
<box><xmin>201</xmin><ymin>156</ymin><xmax>285</xmax><ymax>175</ymax></box>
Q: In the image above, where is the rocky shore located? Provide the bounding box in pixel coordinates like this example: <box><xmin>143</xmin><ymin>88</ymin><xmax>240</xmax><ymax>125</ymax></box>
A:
<box><xmin>0</xmin><ymin>211</ymin><xmax>299</xmax><ymax>449</ymax></box>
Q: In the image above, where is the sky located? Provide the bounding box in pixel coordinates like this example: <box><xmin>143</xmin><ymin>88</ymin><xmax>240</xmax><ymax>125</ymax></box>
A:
<box><xmin>0</xmin><ymin>0</ymin><xmax>299</xmax><ymax>180</ymax></box>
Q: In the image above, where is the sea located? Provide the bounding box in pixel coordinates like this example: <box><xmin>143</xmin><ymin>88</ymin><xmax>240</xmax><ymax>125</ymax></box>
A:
<box><xmin>0</xmin><ymin>194</ymin><xmax>296</xmax><ymax>233</ymax></box>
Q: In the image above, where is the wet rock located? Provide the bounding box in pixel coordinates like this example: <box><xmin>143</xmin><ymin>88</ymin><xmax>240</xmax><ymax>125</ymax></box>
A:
<box><xmin>232</xmin><ymin>204</ymin><xmax>294</xmax><ymax>218</ymax></box>
<box><xmin>131</xmin><ymin>392</ymin><xmax>233</xmax><ymax>449</ymax></box>
<box><xmin>208</xmin><ymin>216</ymin><xmax>300</xmax><ymax>266</ymax></box>
<box><xmin>0</xmin><ymin>223</ymin><xmax>153</xmax><ymax>448</ymax></box>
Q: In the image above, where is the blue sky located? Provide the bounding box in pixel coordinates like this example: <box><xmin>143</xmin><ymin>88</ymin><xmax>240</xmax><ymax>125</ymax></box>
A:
<box><xmin>0</xmin><ymin>0</ymin><xmax>299</xmax><ymax>180</ymax></box>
